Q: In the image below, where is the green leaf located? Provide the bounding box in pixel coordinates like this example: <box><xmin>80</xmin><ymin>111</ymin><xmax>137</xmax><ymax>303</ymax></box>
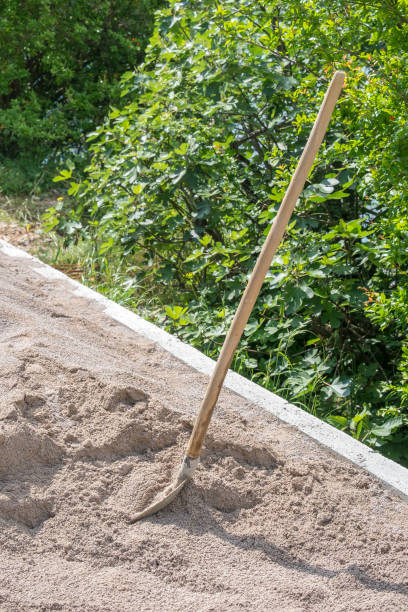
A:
<box><xmin>99</xmin><ymin>238</ymin><xmax>115</xmax><ymax>254</ymax></box>
<box><xmin>132</xmin><ymin>184</ymin><xmax>145</xmax><ymax>195</ymax></box>
<box><xmin>172</xmin><ymin>169</ymin><xmax>187</xmax><ymax>185</ymax></box>
<box><xmin>53</xmin><ymin>168</ymin><xmax>72</xmax><ymax>182</ymax></box>
<box><xmin>299</xmin><ymin>283</ymin><xmax>314</xmax><ymax>299</ymax></box>
<box><xmin>67</xmin><ymin>182</ymin><xmax>80</xmax><ymax>196</ymax></box>
<box><xmin>175</xmin><ymin>142</ymin><xmax>189</xmax><ymax>155</ymax></box>
<box><xmin>328</xmin><ymin>377</ymin><xmax>352</xmax><ymax>398</ymax></box>
<box><xmin>327</xmin><ymin>415</ymin><xmax>348</xmax><ymax>430</ymax></box>
<box><xmin>165</xmin><ymin>305</ymin><xmax>188</xmax><ymax>320</ymax></box>
<box><xmin>200</xmin><ymin>234</ymin><xmax>212</xmax><ymax>246</ymax></box>
<box><xmin>244</xmin><ymin>357</ymin><xmax>258</xmax><ymax>369</ymax></box>
<box><xmin>371</xmin><ymin>417</ymin><xmax>403</xmax><ymax>437</ymax></box>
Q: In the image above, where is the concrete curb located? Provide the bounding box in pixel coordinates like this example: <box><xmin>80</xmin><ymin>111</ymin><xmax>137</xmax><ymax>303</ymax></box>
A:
<box><xmin>1</xmin><ymin>238</ymin><xmax>407</xmax><ymax>499</ymax></box>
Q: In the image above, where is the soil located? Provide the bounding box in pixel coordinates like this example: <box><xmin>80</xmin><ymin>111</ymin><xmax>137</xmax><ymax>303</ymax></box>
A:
<box><xmin>0</xmin><ymin>220</ymin><xmax>42</xmax><ymax>252</ymax></box>
<box><xmin>0</xmin><ymin>244</ymin><xmax>408</xmax><ymax>611</ymax></box>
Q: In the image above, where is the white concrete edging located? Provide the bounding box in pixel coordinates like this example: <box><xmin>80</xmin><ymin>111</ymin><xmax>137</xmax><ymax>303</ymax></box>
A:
<box><xmin>1</xmin><ymin>238</ymin><xmax>407</xmax><ymax>499</ymax></box>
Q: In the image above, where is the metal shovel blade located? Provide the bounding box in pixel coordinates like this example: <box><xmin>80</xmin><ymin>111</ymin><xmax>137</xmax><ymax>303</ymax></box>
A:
<box><xmin>129</xmin><ymin>455</ymin><xmax>199</xmax><ymax>522</ymax></box>
<box><xmin>129</xmin><ymin>478</ymin><xmax>187</xmax><ymax>522</ymax></box>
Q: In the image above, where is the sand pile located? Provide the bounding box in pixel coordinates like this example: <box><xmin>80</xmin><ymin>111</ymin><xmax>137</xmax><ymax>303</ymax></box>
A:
<box><xmin>0</xmin><ymin>247</ymin><xmax>408</xmax><ymax>611</ymax></box>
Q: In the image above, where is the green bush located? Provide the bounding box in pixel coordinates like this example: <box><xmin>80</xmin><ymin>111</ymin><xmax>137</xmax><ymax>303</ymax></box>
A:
<box><xmin>51</xmin><ymin>0</ymin><xmax>408</xmax><ymax>465</ymax></box>
<box><xmin>0</xmin><ymin>0</ymin><xmax>163</xmax><ymax>193</ymax></box>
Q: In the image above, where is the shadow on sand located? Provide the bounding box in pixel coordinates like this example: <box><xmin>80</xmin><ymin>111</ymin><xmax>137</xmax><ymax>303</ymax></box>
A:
<box><xmin>156</xmin><ymin>489</ymin><xmax>408</xmax><ymax>598</ymax></box>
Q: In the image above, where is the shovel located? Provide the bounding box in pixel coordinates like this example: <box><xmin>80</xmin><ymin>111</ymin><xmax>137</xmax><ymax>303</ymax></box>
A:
<box><xmin>130</xmin><ymin>71</ymin><xmax>346</xmax><ymax>522</ymax></box>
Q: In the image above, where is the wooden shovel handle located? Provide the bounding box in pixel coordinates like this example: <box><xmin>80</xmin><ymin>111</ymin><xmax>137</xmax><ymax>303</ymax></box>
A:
<box><xmin>186</xmin><ymin>71</ymin><xmax>346</xmax><ymax>459</ymax></box>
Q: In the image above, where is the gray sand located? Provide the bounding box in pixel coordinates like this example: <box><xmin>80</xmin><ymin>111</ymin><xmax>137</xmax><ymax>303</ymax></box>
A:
<box><xmin>0</xmin><ymin>247</ymin><xmax>408</xmax><ymax>611</ymax></box>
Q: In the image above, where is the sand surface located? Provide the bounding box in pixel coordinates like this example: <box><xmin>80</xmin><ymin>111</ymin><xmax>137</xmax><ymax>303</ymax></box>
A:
<box><xmin>0</xmin><ymin>246</ymin><xmax>408</xmax><ymax>611</ymax></box>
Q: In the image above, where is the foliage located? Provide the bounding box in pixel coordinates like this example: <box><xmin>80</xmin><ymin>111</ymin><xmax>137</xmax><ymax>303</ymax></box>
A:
<box><xmin>0</xmin><ymin>0</ymin><xmax>163</xmax><ymax>193</ymax></box>
<box><xmin>50</xmin><ymin>0</ymin><xmax>408</xmax><ymax>465</ymax></box>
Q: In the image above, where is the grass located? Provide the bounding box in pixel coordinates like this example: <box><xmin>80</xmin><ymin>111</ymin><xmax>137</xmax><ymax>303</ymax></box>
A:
<box><xmin>0</xmin><ymin>193</ymin><xmax>60</xmax><ymax>225</ymax></box>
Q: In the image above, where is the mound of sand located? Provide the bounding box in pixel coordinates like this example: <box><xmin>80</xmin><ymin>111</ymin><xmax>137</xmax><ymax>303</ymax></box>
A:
<box><xmin>0</xmin><ymin>247</ymin><xmax>407</xmax><ymax>611</ymax></box>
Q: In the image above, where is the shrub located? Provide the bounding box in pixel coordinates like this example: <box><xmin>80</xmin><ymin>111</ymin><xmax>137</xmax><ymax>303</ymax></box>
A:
<box><xmin>0</xmin><ymin>0</ymin><xmax>163</xmax><ymax>192</ymax></box>
<box><xmin>51</xmin><ymin>0</ymin><xmax>408</xmax><ymax>464</ymax></box>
